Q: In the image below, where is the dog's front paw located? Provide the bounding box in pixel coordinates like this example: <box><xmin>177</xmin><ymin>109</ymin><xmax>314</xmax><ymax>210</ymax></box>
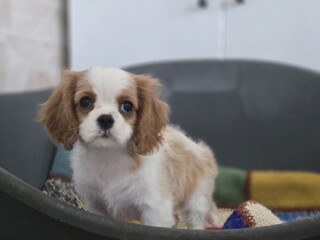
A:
<box><xmin>141</xmin><ymin>203</ymin><xmax>175</xmax><ymax>228</ymax></box>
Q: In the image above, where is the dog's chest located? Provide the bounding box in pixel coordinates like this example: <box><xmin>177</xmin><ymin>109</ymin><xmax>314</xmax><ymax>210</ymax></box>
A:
<box><xmin>72</xmin><ymin>147</ymin><xmax>159</xmax><ymax>217</ymax></box>
<box><xmin>91</xmin><ymin>158</ymin><xmax>146</xmax><ymax>203</ymax></box>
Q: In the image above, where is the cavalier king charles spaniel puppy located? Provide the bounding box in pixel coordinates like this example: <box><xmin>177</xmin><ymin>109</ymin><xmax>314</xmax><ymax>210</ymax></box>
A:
<box><xmin>39</xmin><ymin>67</ymin><xmax>219</xmax><ymax>229</ymax></box>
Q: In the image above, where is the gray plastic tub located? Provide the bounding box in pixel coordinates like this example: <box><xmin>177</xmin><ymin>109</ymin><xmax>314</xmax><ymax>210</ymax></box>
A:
<box><xmin>1</xmin><ymin>60</ymin><xmax>320</xmax><ymax>240</ymax></box>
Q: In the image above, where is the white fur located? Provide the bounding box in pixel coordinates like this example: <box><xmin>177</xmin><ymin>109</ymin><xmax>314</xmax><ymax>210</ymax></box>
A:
<box><xmin>71</xmin><ymin>142</ymin><xmax>175</xmax><ymax>227</ymax></box>
<box><xmin>79</xmin><ymin>67</ymin><xmax>133</xmax><ymax>148</ymax></box>
<box><xmin>183</xmin><ymin>180</ymin><xmax>219</xmax><ymax>229</ymax></box>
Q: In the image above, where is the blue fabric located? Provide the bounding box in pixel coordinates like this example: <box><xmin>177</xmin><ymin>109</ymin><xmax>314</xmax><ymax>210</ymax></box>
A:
<box><xmin>50</xmin><ymin>144</ymin><xmax>72</xmax><ymax>178</ymax></box>
<box><xmin>223</xmin><ymin>210</ymin><xmax>251</xmax><ymax>229</ymax></box>
<box><xmin>275</xmin><ymin>211</ymin><xmax>320</xmax><ymax>222</ymax></box>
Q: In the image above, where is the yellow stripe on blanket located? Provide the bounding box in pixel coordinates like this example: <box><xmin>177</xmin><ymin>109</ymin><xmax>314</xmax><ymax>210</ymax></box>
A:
<box><xmin>250</xmin><ymin>171</ymin><xmax>320</xmax><ymax>210</ymax></box>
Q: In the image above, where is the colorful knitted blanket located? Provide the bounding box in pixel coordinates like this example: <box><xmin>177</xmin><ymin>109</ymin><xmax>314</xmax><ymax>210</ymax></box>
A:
<box><xmin>214</xmin><ymin>167</ymin><xmax>320</xmax><ymax>222</ymax></box>
<box><xmin>215</xmin><ymin>168</ymin><xmax>320</xmax><ymax>210</ymax></box>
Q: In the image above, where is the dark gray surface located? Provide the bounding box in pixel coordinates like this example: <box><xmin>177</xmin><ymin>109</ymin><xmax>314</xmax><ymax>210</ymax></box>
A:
<box><xmin>0</xmin><ymin>90</ymin><xmax>55</xmax><ymax>189</ymax></box>
<box><xmin>126</xmin><ymin>60</ymin><xmax>320</xmax><ymax>171</ymax></box>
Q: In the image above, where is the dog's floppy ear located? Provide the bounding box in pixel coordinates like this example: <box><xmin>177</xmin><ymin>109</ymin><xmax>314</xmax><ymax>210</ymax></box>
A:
<box><xmin>132</xmin><ymin>74</ymin><xmax>170</xmax><ymax>155</ymax></box>
<box><xmin>39</xmin><ymin>70</ymin><xmax>81</xmax><ymax>150</ymax></box>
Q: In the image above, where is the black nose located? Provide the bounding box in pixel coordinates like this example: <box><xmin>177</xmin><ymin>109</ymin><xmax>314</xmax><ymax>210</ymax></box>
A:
<box><xmin>97</xmin><ymin>114</ymin><xmax>114</xmax><ymax>130</ymax></box>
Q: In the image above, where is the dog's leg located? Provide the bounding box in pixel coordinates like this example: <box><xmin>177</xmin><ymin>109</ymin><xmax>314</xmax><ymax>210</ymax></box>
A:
<box><xmin>141</xmin><ymin>198</ymin><xmax>175</xmax><ymax>227</ymax></box>
<box><xmin>206</xmin><ymin>200</ymin><xmax>221</xmax><ymax>227</ymax></box>
<box><xmin>84</xmin><ymin>197</ymin><xmax>107</xmax><ymax>216</ymax></box>
<box><xmin>183</xmin><ymin>194</ymin><xmax>209</xmax><ymax>229</ymax></box>
<box><xmin>86</xmin><ymin>202</ymin><xmax>103</xmax><ymax>215</ymax></box>
<box><xmin>80</xmin><ymin>192</ymin><xmax>106</xmax><ymax>216</ymax></box>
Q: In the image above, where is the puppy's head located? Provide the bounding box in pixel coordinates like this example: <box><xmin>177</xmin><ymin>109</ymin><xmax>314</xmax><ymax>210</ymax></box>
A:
<box><xmin>39</xmin><ymin>67</ymin><xmax>169</xmax><ymax>155</ymax></box>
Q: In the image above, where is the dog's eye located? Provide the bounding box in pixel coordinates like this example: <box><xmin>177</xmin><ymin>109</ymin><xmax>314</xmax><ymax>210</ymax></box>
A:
<box><xmin>120</xmin><ymin>101</ymin><xmax>133</xmax><ymax>113</ymax></box>
<box><xmin>80</xmin><ymin>97</ymin><xmax>93</xmax><ymax>109</ymax></box>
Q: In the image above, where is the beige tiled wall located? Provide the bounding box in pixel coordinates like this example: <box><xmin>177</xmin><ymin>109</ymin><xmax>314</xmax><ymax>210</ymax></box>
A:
<box><xmin>0</xmin><ymin>0</ymin><xmax>66</xmax><ymax>92</ymax></box>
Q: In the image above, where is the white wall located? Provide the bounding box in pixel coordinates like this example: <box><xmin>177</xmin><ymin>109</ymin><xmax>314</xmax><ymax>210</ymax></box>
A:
<box><xmin>225</xmin><ymin>0</ymin><xmax>320</xmax><ymax>72</ymax></box>
<box><xmin>69</xmin><ymin>0</ymin><xmax>320</xmax><ymax>72</ymax></box>
<box><xmin>68</xmin><ymin>0</ymin><xmax>223</xmax><ymax>70</ymax></box>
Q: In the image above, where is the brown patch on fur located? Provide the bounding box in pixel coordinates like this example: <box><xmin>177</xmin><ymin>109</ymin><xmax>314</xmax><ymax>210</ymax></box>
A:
<box><xmin>130</xmin><ymin>74</ymin><xmax>170</xmax><ymax>155</ymax></box>
<box><xmin>39</xmin><ymin>70</ymin><xmax>87</xmax><ymax>150</ymax></box>
<box><xmin>162</xmin><ymin>127</ymin><xmax>218</xmax><ymax>210</ymax></box>
<box><xmin>116</xmin><ymin>88</ymin><xmax>138</xmax><ymax>126</ymax></box>
<box><xmin>74</xmin><ymin>78</ymin><xmax>96</xmax><ymax>123</ymax></box>
<box><xmin>116</xmin><ymin>87</ymin><xmax>142</xmax><ymax>170</ymax></box>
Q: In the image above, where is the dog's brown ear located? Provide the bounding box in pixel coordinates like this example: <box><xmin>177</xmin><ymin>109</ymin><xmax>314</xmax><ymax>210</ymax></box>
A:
<box><xmin>39</xmin><ymin>70</ymin><xmax>81</xmax><ymax>150</ymax></box>
<box><xmin>132</xmin><ymin>74</ymin><xmax>170</xmax><ymax>155</ymax></box>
